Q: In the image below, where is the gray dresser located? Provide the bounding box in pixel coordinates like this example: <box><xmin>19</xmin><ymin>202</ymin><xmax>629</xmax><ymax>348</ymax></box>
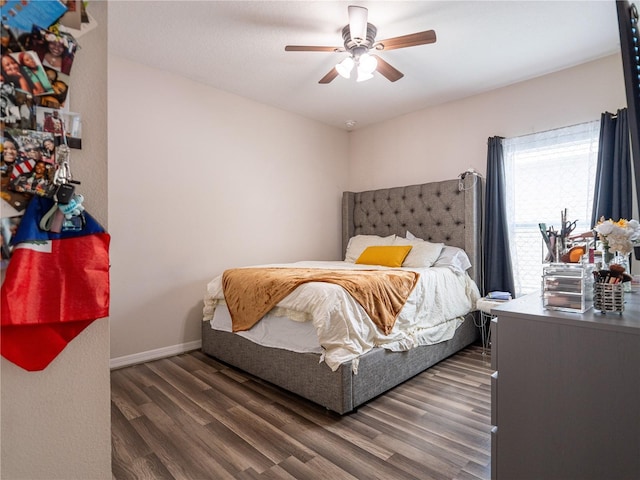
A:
<box><xmin>490</xmin><ymin>292</ymin><xmax>640</xmax><ymax>480</ymax></box>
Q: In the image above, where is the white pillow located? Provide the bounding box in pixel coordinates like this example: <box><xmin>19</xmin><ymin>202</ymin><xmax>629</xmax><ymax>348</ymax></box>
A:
<box><xmin>344</xmin><ymin>234</ymin><xmax>396</xmax><ymax>263</ymax></box>
<box><xmin>432</xmin><ymin>246</ymin><xmax>472</xmax><ymax>274</ymax></box>
<box><xmin>405</xmin><ymin>230</ymin><xmax>418</xmax><ymax>240</ymax></box>
<box><xmin>393</xmin><ymin>237</ymin><xmax>444</xmax><ymax>268</ymax></box>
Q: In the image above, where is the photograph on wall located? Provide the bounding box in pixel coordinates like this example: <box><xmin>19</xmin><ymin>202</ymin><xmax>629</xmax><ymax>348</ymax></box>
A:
<box><xmin>0</xmin><ymin>215</ymin><xmax>22</xmax><ymax>265</ymax></box>
<box><xmin>0</xmin><ymin>0</ymin><xmax>68</xmax><ymax>32</ymax></box>
<box><xmin>9</xmin><ymin>50</ymin><xmax>54</xmax><ymax>95</ymax></box>
<box><xmin>2</xmin><ymin>128</ymin><xmax>56</xmax><ymax>197</ymax></box>
<box><xmin>1</xmin><ymin>81</ymin><xmax>20</xmax><ymax>125</ymax></box>
<box><xmin>1</xmin><ymin>133</ymin><xmax>32</xmax><ymax>212</ymax></box>
<box><xmin>59</xmin><ymin>0</ymin><xmax>82</xmax><ymax>30</ymax></box>
<box><xmin>36</xmin><ymin>67</ymin><xmax>70</xmax><ymax>109</ymax></box>
<box><xmin>1</xmin><ymin>85</ymin><xmax>36</xmax><ymax>130</ymax></box>
<box><xmin>36</xmin><ymin>106</ymin><xmax>81</xmax><ymax>149</ymax></box>
<box><xmin>14</xmin><ymin>89</ymin><xmax>36</xmax><ymax>130</ymax></box>
<box><xmin>31</xmin><ymin>26</ymin><xmax>77</xmax><ymax>76</ymax></box>
<box><xmin>10</xmin><ymin>156</ymin><xmax>55</xmax><ymax>197</ymax></box>
<box><xmin>1</xmin><ymin>50</ymin><xmax>51</xmax><ymax>97</ymax></box>
<box><xmin>80</xmin><ymin>1</ymin><xmax>89</xmax><ymax>23</ymax></box>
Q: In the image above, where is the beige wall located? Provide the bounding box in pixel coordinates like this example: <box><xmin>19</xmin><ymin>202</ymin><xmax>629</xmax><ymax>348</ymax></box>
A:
<box><xmin>0</xmin><ymin>3</ymin><xmax>111</xmax><ymax>479</ymax></box>
<box><xmin>107</xmin><ymin>56</ymin><xmax>349</xmax><ymax>362</ymax></box>
<box><xmin>107</xmin><ymin>52</ymin><xmax>627</xmax><ymax>366</ymax></box>
<box><xmin>347</xmin><ymin>53</ymin><xmax>626</xmax><ymax>192</ymax></box>
<box><xmin>0</xmin><ymin>6</ymin><xmax>627</xmax><ymax>477</ymax></box>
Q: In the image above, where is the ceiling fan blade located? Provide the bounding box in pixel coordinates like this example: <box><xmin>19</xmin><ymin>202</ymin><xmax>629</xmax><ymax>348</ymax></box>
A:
<box><xmin>285</xmin><ymin>45</ymin><xmax>342</xmax><ymax>52</ymax></box>
<box><xmin>375</xmin><ymin>30</ymin><xmax>437</xmax><ymax>51</ymax></box>
<box><xmin>372</xmin><ymin>55</ymin><xmax>404</xmax><ymax>82</ymax></box>
<box><xmin>319</xmin><ymin>68</ymin><xmax>339</xmax><ymax>84</ymax></box>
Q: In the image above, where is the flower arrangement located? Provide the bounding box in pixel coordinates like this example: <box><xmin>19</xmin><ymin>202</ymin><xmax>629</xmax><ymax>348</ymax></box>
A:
<box><xmin>594</xmin><ymin>217</ymin><xmax>640</xmax><ymax>255</ymax></box>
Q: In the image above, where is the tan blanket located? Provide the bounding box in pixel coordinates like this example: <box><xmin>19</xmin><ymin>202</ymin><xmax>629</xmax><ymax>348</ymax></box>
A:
<box><xmin>222</xmin><ymin>268</ymin><xmax>419</xmax><ymax>335</ymax></box>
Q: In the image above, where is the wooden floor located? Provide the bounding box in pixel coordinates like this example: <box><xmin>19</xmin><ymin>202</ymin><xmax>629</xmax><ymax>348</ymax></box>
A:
<box><xmin>111</xmin><ymin>345</ymin><xmax>492</xmax><ymax>480</ymax></box>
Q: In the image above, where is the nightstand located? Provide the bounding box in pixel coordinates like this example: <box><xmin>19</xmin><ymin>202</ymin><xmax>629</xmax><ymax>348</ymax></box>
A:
<box><xmin>475</xmin><ymin>297</ymin><xmax>509</xmax><ymax>353</ymax></box>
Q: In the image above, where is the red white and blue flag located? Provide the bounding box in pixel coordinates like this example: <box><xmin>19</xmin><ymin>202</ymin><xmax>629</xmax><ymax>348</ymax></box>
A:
<box><xmin>10</xmin><ymin>159</ymin><xmax>35</xmax><ymax>180</ymax></box>
<box><xmin>1</xmin><ymin>197</ymin><xmax>110</xmax><ymax>371</ymax></box>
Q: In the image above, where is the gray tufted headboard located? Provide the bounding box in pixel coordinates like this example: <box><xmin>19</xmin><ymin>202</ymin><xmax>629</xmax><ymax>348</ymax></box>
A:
<box><xmin>342</xmin><ymin>176</ymin><xmax>483</xmax><ymax>285</ymax></box>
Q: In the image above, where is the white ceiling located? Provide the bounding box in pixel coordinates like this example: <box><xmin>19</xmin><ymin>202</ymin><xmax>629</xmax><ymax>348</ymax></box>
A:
<box><xmin>108</xmin><ymin>1</ymin><xmax>622</xmax><ymax>130</ymax></box>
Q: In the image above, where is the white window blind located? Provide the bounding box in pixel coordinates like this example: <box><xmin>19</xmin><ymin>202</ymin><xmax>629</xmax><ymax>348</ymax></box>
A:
<box><xmin>503</xmin><ymin>121</ymin><xmax>600</xmax><ymax>295</ymax></box>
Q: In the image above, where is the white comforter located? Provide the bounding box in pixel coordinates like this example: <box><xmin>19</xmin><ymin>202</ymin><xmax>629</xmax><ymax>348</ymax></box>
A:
<box><xmin>203</xmin><ymin>261</ymin><xmax>480</xmax><ymax>371</ymax></box>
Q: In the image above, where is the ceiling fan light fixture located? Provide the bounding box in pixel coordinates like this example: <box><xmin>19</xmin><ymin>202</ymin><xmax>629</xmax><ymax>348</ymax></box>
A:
<box><xmin>336</xmin><ymin>56</ymin><xmax>355</xmax><ymax>78</ymax></box>
<box><xmin>348</xmin><ymin>5</ymin><xmax>368</xmax><ymax>44</ymax></box>
<box><xmin>356</xmin><ymin>68</ymin><xmax>374</xmax><ymax>82</ymax></box>
<box><xmin>359</xmin><ymin>53</ymin><xmax>377</xmax><ymax>74</ymax></box>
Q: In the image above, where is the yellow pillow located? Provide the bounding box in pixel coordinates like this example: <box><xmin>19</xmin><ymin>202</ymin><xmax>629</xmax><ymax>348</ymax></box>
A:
<box><xmin>355</xmin><ymin>245</ymin><xmax>413</xmax><ymax>268</ymax></box>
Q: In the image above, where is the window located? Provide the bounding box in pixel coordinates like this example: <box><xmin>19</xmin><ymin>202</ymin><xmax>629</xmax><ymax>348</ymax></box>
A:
<box><xmin>503</xmin><ymin>121</ymin><xmax>600</xmax><ymax>296</ymax></box>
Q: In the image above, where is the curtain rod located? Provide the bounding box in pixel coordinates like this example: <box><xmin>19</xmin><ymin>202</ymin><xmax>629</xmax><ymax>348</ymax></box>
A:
<box><xmin>496</xmin><ymin>118</ymin><xmax>601</xmax><ymax>143</ymax></box>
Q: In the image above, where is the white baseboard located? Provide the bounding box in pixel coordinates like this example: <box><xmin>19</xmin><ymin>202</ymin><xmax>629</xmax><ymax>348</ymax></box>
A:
<box><xmin>110</xmin><ymin>339</ymin><xmax>202</xmax><ymax>370</ymax></box>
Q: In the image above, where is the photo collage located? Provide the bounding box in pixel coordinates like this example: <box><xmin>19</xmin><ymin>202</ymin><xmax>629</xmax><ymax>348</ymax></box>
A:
<box><xmin>1</xmin><ymin>0</ymin><xmax>90</xmax><ymax>266</ymax></box>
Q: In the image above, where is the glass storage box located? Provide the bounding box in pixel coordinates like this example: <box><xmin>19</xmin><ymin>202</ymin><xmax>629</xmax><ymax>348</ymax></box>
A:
<box><xmin>542</xmin><ymin>263</ymin><xmax>595</xmax><ymax>313</ymax></box>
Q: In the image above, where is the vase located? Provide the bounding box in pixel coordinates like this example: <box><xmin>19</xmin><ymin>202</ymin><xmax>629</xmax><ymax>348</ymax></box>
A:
<box><xmin>602</xmin><ymin>245</ymin><xmax>614</xmax><ymax>267</ymax></box>
<box><xmin>609</xmin><ymin>252</ymin><xmax>632</xmax><ymax>293</ymax></box>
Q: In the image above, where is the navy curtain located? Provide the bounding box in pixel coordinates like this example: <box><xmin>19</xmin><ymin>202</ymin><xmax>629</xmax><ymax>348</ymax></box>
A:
<box><xmin>591</xmin><ymin>108</ymin><xmax>632</xmax><ymax>226</ymax></box>
<box><xmin>483</xmin><ymin>137</ymin><xmax>516</xmax><ymax>297</ymax></box>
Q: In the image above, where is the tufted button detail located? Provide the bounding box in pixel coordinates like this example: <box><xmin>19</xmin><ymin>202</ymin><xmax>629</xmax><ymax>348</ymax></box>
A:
<box><xmin>436</xmin><ymin>191</ymin><xmax>441</xmax><ymax>197</ymax></box>
<box><xmin>445</xmin><ymin>206</ymin><xmax>451</xmax><ymax>211</ymax></box>
<box><xmin>436</xmin><ymin>221</ymin><xmax>442</xmax><ymax>226</ymax></box>
<box><xmin>445</xmin><ymin>236</ymin><xmax>451</xmax><ymax>241</ymax></box>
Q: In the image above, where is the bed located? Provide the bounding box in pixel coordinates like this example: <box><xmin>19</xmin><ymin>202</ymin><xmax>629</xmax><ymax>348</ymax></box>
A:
<box><xmin>201</xmin><ymin>175</ymin><xmax>483</xmax><ymax>414</ymax></box>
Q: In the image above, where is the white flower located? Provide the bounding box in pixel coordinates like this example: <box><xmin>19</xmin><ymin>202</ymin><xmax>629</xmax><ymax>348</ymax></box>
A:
<box><xmin>595</xmin><ymin>222</ymin><xmax>615</xmax><ymax>236</ymax></box>
<box><xmin>595</xmin><ymin>217</ymin><xmax>640</xmax><ymax>255</ymax></box>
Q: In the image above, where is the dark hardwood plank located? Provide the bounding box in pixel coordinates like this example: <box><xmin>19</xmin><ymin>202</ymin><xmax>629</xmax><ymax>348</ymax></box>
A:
<box><xmin>111</xmin><ymin>369</ymin><xmax>150</xmax><ymax>420</ymax></box>
<box><xmin>112</xmin><ymin>452</ymin><xmax>176</xmax><ymax>480</ymax></box>
<box><xmin>112</xmin><ymin>345</ymin><xmax>492</xmax><ymax>479</ymax></box>
<box><xmin>111</xmin><ymin>401</ymin><xmax>154</xmax><ymax>478</ymax></box>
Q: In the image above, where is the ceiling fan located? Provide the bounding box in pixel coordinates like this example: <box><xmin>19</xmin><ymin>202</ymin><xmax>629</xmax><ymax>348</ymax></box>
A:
<box><xmin>285</xmin><ymin>5</ymin><xmax>437</xmax><ymax>84</ymax></box>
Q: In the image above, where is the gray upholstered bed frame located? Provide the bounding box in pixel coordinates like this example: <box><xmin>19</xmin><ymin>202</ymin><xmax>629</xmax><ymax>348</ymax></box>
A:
<box><xmin>201</xmin><ymin>176</ymin><xmax>483</xmax><ymax>414</ymax></box>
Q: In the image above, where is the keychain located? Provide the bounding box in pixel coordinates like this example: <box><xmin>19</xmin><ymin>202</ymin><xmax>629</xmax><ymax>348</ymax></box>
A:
<box><xmin>52</xmin><ymin>144</ymin><xmax>78</xmax><ymax>204</ymax></box>
<box><xmin>40</xmin><ymin>143</ymin><xmax>83</xmax><ymax>232</ymax></box>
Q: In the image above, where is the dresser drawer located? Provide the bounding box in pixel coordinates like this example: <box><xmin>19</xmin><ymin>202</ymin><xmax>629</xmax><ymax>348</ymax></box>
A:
<box><xmin>490</xmin><ymin>318</ymin><xmax>498</xmax><ymax>371</ymax></box>
<box><xmin>491</xmin><ymin>426</ymin><xmax>498</xmax><ymax>480</ymax></box>
<box><xmin>491</xmin><ymin>371</ymin><xmax>498</xmax><ymax>426</ymax></box>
